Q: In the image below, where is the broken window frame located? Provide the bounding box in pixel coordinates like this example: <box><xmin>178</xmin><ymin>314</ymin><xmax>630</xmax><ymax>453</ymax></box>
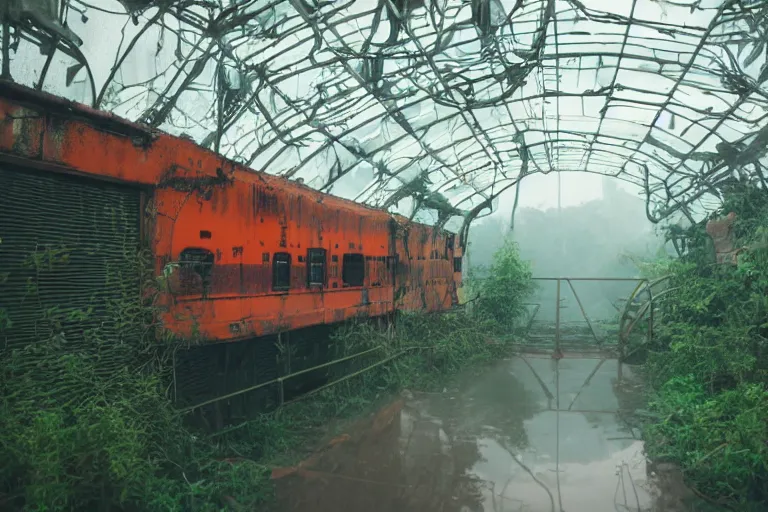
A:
<box><xmin>307</xmin><ymin>248</ymin><xmax>326</xmax><ymax>287</ymax></box>
<box><xmin>342</xmin><ymin>253</ymin><xmax>365</xmax><ymax>288</ymax></box>
<box><xmin>272</xmin><ymin>252</ymin><xmax>291</xmax><ymax>292</ymax></box>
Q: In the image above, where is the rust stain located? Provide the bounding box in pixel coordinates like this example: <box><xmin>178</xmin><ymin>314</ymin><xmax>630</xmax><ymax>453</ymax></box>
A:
<box><xmin>270</xmin><ymin>434</ymin><xmax>352</xmax><ymax>480</ymax></box>
<box><xmin>0</xmin><ymin>83</ymin><xmax>464</xmax><ymax>344</ymax></box>
<box><xmin>370</xmin><ymin>398</ymin><xmax>404</xmax><ymax>435</ymax></box>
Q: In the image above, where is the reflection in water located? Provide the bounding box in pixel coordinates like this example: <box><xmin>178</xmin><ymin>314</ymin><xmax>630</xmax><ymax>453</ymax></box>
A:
<box><xmin>272</xmin><ymin>355</ymin><xmax>713</xmax><ymax>512</ymax></box>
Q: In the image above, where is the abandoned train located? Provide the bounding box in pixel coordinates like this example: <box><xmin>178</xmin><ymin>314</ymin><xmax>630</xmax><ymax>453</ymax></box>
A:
<box><xmin>0</xmin><ymin>82</ymin><xmax>463</xmax><ymax>423</ymax></box>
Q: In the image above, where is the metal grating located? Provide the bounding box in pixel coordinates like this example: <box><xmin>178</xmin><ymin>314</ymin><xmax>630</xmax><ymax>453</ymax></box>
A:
<box><xmin>0</xmin><ymin>166</ymin><xmax>141</xmax><ymax>376</ymax></box>
<box><xmin>6</xmin><ymin>1</ymin><xmax>768</xmax><ymax>231</ymax></box>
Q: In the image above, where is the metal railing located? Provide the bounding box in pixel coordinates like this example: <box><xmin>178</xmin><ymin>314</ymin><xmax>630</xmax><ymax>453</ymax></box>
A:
<box><xmin>528</xmin><ymin>277</ymin><xmax>649</xmax><ymax>353</ymax></box>
<box><xmin>617</xmin><ymin>275</ymin><xmax>673</xmax><ymax>361</ymax></box>
<box><xmin>180</xmin><ymin>344</ymin><xmax>430</xmax><ymax>415</ymax></box>
<box><xmin>180</xmin><ymin>276</ymin><xmax>665</xmax><ymax>423</ymax></box>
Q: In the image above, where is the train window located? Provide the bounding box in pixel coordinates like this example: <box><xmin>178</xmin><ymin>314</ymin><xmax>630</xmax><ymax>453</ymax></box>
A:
<box><xmin>179</xmin><ymin>248</ymin><xmax>214</xmax><ymax>292</ymax></box>
<box><xmin>308</xmin><ymin>248</ymin><xmax>326</xmax><ymax>287</ymax></box>
<box><xmin>453</xmin><ymin>256</ymin><xmax>462</xmax><ymax>273</ymax></box>
<box><xmin>342</xmin><ymin>253</ymin><xmax>365</xmax><ymax>287</ymax></box>
<box><xmin>272</xmin><ymin>253</ymin><xmax>291</xmax><ymax>291</ymax></box>
<box><xmin>386</xmin><ymin>255</ymin><xmax>399</xmax><ymax>272</ymax></box>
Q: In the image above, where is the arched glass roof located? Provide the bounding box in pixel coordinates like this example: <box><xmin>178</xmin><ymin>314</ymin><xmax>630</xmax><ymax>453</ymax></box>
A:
<box><xmin>3</xmin><ymin>0</ymin><xmax>767</xmax><ymax>232</ymax></box>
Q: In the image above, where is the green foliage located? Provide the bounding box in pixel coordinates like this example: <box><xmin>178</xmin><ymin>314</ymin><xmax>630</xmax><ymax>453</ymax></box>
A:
<box><xmin>470</xmin><ymin>239</ymin><xmax>535</xmax><ymax>328</ymax></box>
<box><xmin>331</xmin><ymin>309</ymin><xmax>513</xmax><ymax>392</ymax></box>
<box><xmin>642</xmin><ymin>179</ymin><xmax>768</xmax><ymax>509</ymax></box>
<box><xmin>644</xmin><ymin>377</ymin><xmax>768</xmax><ymax>508</ymax></box>
<box><xmin>0</xmin><ymin>250</ymin><xmax>273</xmax><ymax>512</ymax></box>
<box><xmin>0</xmin><ymin>234</ymin><xmax>531</xmax><ymax>511</ymax></box>
<box><xmin>620</xmin><ymin>247</ymin><xmax>677</xmax><ymax>280</ymax></box>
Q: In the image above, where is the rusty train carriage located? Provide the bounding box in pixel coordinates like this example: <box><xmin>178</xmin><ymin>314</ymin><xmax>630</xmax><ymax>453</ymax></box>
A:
<box><xmin>155</xmin><ymin>166</ymin><xmax>397</xmax><ymax>341</ymax></box>
<box><xmin>0</xmin><ymin>83</ymin><xmax>461</xmax><ymax>355</ymax></box>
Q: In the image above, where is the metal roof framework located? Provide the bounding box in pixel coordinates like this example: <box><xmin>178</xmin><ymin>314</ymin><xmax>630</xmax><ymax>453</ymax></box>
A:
<box><xmin>2</xmin><ymin>0</ymin><xmax>767</xmax><ymax>238</ymax></box>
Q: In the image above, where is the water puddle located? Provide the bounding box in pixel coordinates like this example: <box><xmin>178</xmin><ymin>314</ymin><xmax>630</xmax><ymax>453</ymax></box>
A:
<box><xmin>270</xmin><ymin>354</ymin><xmax>712</xmax><ymax>512</ymax></box>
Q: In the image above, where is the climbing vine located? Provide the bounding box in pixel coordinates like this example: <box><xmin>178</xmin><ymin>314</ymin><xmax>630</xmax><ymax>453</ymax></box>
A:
<box><xmin>642</xmin><ymin>179</ymin><xmax>768</xmax><ymax>510</ymax></box>
<box><xmin>0</xmin><ymin>247</ymin><xmax>273</xmax><ymax>511</ymax></box>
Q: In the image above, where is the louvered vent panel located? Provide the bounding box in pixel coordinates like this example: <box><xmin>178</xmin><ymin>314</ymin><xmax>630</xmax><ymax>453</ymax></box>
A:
<box><xmin>0</xmin><ymin>166</ymin><xmax>142</xmax><ymax>376</ymax></box>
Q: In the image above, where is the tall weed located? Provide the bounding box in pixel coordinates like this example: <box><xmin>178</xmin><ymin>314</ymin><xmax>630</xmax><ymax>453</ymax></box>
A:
<box><xmin>0</xmin><ymin>234</ymin><xmax>533</xmax><ymax>511</ymax></box>
<box><xmin>642</xmin><ymin>180</ymin><xmax>768</xmax><ymax>509</ymax></box>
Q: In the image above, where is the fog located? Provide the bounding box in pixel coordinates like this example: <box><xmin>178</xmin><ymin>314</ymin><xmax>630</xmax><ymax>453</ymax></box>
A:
<box><xmin>467</xmin><ymin>173</ymin><xmax>670</xmax><ymax>327</ymax></box>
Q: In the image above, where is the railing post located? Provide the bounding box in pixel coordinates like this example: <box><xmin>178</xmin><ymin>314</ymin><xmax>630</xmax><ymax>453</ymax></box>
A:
<box><xmin>566</xmin><ymin>279</ymin><xmax>601</xmax><ymax>345</ymax></box>
<box><xmin>555</xmin><ymin>278</ymin><xmax>561</xmax><ymax>353</ymax></box>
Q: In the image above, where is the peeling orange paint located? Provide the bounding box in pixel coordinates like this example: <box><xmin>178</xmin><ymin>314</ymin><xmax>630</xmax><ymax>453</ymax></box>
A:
<box><xmin>0</xmin><ymin>83</ymin><xmax>463</xmax><ymax>344</ymax></box>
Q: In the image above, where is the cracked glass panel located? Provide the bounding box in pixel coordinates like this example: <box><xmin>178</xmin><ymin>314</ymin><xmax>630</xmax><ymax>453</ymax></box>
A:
<box><xmin>3</xmin><ymin>0</ymin><xmax>767</xmax><ymax>234</ymax></box>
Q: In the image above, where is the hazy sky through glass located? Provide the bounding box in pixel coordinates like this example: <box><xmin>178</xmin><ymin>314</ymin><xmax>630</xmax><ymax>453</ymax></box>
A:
<box><xmin>8</xmin><ymin>0</ymin><xmax>766</xmax><ymax>228</ymax></box>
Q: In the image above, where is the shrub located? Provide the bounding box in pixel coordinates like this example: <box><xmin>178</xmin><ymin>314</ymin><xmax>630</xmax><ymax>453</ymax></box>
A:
<box><xmin>644</xmin><ymin>376</ymin><xmax>768</xmax><ymax>506</ymax></box>
<box><xmin>471</xmin><ymin>238</ymin><xmax>535</xmax><ymax>328</ymax></box>
<box><xmin>641</xmin><ymin>179</ymin><xmax>768</xmax><ymax>510</ymax></box>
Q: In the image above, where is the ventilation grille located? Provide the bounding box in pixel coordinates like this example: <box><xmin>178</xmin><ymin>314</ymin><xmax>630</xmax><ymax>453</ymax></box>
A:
<box><xmin>0</xmin><ymin>166</ymin><xmax>142</xmax><ymax>378</ymax></box>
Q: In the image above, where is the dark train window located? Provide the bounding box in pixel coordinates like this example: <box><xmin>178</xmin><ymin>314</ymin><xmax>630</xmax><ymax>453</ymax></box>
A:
<box><xmin>179</xmin><ymin>248</ymin><xmax>214</xmax><ymax>280</ymax></box>
<box><xmin>342</xmin><ymin>253</ymin><xmax>365</xmax><ymax>287</ymax></box>
<box><xmin>272</xmin><ymin>252</ymin><xmax>291</xmax><ymax>291</ymax></box>
<box><xmin>308</xmin><ymin>248</ymin><xmax>326</xmax><ymax>287</ymax></box>
<box><xmin>453</xmin><ymin>257</ymin><xmax>462</xmax><ymax>273</ymax></box>
<box><xmin>386</xmin><ymin>255</ymin><xmax>399</xmax><ymax>272</ymax></box>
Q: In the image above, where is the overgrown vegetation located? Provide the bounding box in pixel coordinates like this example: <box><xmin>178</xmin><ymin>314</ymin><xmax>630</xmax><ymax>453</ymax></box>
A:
<box><xmin>468</xmin><ymin>238</ymin><xmax>535</xmax><ymax>329</ymax></box>
<box><xmin>0</xmin><ymin>239</ymin><xmax>532</xmax><ymax>511</ymax></box>
<box><xmin>641</xmin><ymin>181</ymin><xmax>768</xmax><ymax>510</ymax></box>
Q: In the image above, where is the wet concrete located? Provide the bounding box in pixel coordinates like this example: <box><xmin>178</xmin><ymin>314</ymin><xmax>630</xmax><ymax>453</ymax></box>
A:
<box><xmin>271</xmin><ymin>354</ymin><xmax>711</xmax><ymax>512</ymax></box>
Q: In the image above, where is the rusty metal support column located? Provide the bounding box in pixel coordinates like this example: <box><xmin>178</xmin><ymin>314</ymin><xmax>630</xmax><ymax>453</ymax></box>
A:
<box><xmin>565</xmin><ymin>279</ymin><xmax>600</xmax><ymax>345</ymax></box>
<box><xmin>1</xmin><ymin>10</ymin><xmax>10</xmax><ymax>80</ymax></box>
<box><xmin>555</xmin><ymin>278</ymin><xmax>561</xmax><ymax>353</ymax></box>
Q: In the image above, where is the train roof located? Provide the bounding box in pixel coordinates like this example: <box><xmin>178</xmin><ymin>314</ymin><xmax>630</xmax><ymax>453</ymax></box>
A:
<box><xmin>0</xmin><ymin>81</ymin><xmax>393</xmax><ymax>222</ymax></box>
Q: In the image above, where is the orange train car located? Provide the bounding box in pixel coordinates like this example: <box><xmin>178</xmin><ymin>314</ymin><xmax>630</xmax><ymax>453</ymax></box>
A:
<box><xmin>0</xmin><ymin>82</ymin><xmax>462</xmax><ymax>346</ymax></box>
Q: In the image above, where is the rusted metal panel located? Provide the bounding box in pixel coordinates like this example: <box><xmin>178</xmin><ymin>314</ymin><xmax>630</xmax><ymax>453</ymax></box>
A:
<box><xmin>0</xmin><ymin>84</ymin><xmax>462</xmax><ymax>344</ymax></box>
<box><xmin>390</xmin><ymin>215</ymin><xmax>456</xmax><ymax>313</ymax></box>
<box><xmin>706</xmin><ymin>212</ymin><xmax>739</xmax><ymax>264</ymax></box>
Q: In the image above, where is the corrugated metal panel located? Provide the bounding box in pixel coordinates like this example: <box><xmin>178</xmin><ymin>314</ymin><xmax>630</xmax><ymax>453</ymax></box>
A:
<box><xmin>175</xmin><ymin>339</ymin><xmax>279</xmax><ymax>426</ymax></box>
<box><xmin>0</xmin><ymin>166</ymin><xmax>141</xmax><ymax>376</ymax></box>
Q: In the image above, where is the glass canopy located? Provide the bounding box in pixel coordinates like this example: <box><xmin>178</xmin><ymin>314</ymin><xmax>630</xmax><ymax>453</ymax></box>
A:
<box><xmin>3</xmin><ymin>0</ymin><xmax>767</xmax><ymax>233</ymax></box>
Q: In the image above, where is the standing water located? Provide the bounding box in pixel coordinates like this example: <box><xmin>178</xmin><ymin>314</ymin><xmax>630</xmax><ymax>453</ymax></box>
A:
<box><xmin>271</xmin><ymin>353</ymin><xmax>717</xmax><ymax>512</ymax></box>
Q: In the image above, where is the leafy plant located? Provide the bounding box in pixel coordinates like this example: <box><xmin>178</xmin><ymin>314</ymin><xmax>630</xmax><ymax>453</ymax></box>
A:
<box><xmin>470</xmin><ymin>238</ymin><xmax>535</xmax><ymax>328</ymax></box>
<box><xmin>0</xmin><ymin>233</ymin><xmax>533</xmax><ymax>511</ymax></box>
<box><xmin>641</xmin><ymin>179</ymin><xmax>768</xmax><ymax>510</ymax></box>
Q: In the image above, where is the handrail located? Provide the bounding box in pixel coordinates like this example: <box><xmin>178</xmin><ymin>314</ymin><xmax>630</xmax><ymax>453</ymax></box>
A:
<box><xmin>531</xmin><ymin>277</ymin><xmax>646</xmax><ymax>282</ymax></box>
<box><xmin>618</xmin><ymin>275</ymin><xmax>672</xmax><ymax>360</ymax></box>
<box><xmin>524</xmin><ymin>276</ymin><xmax>648</xmax><ymax>349</ymax></box>
<box><xmin>180</xmin><ymin>344</ymin><xmax>429</xmax><ymax>414</ymax></box>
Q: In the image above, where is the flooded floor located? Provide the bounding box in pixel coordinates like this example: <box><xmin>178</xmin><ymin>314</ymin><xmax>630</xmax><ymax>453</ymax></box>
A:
<box><xmin>271</xmin><ymin>353</ymin><xmax>708</xmax><ymax>512</ymax></box>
